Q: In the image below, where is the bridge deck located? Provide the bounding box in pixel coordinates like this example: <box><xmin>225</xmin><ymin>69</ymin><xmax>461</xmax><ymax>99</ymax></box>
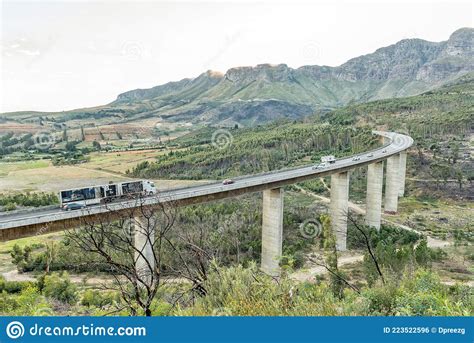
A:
<box><xmin>0</xmin><ymin>131</ymin><xmax>413</xmax><ymax>241</ymax></box>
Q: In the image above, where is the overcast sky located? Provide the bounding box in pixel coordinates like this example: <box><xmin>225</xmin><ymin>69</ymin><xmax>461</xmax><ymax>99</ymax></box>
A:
<box><xmin>1</xmin><ymin>0</ymin><xmax>472</xmax><ymax>113</ymax></box>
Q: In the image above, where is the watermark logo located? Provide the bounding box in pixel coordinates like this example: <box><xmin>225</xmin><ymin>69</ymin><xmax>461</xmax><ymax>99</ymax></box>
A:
<box><xmin>35</xmin><ymin>224</ymin><xmax>50</xmax><ymax>237</ymax></box>
<box><xmin>121</xmin><ymin>41</ymin><xmax>143</xmax><ymax>60</ymax></box>
<box><xmin>299</xmin><ymin>218</ymin><xmax>322</xmax><ymax>239</ymax></box>
<box><xmin>202</xmin><ymin>32</ymin><xmax>241</xmax><ymax>70</ymax></box>
<box><xmin>300</xmin><ymin>42</ymin><xmax>322</xmax><ymax>63</ymax></box>
<box><xmin>32</xmin><ymin>131</ymin><xmax>55</xmax><ymax>150</ymax></box>
<box><xmin>393</xmin><ymin>133</ymin><xmax>404</xmax><ymax>146</ymax></box>
<box><xmin>211</xmin><ymin>129</ymin><xmax>233</xmax><ymax>150</ymax></box>
<box><xmin>6</xmin><ymin>321</ymin><xmax>24</xmax><ymax>339</ymax></box>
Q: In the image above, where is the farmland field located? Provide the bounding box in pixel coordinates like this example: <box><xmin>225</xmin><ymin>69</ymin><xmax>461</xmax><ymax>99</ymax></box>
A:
<box><xmin>84</xmin><ymin>149</ymin><xmax>168</xmax><ymax>174</ymax></box>
<box><xmin>0</xmin><ymin>149</ymin><xmax>208</xmax><ymax>193</ymax></box>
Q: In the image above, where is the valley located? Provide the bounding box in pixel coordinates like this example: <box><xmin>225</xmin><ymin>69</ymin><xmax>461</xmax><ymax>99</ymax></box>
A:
<box><xmin>0</xmin><ymin>27</ymin><xmax>472</xmax><ymax>318</ymax></box>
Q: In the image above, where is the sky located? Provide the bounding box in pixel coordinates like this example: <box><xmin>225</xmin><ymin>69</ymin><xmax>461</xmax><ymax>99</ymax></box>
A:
<box><xmin>0</xmin><ymin>0</ymin><xmax>472</xmax><ymax>113</ymax></box>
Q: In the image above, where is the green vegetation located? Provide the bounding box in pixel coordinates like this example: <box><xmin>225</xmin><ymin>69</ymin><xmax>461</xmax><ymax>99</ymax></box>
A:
<box><xmin>3</xmin><ymin>195</ymin><xmax>467</xmax><ymax>317</ymax></box>
<box><xmin>130</xmin><ymin>123</ymin><xmax>377</xmax><ymax>179</ymax></box>
<box><xmin>348</xmin><ymin>225</ymin><xmax>447</xmax><ymax>286</ymax></box>
<box><xmin>176</xmin><ymin>264</ymin><xmax>471</xmax><ymax>316</ymax></box>
<box><xmin>1</xmin><ymin>259</ymin><xmax>471</xmax><ymax>316</ymax></box>
<box><xmin>0</xmin><ymin>132</ymin><xmax>35</xmax><ymax>156</ymax></box>
<box><xmin>326</xmin><ymin>75</ymin><xmax>473</xmax><ymax>129</ymax></box>
<box><xmin>326</xmin><ymin>73</ymin><xmax>474</xmax><ymax>199</ymax></box>
<box><xmin>0</xmin><ymin>68</ymin><xmax>472</xmax><ymax>317</ymax></box>
<box><xmin>8</xmin><ymin>193</ymin><xmax>319</xmax><ymax>274</ymax></box>
<box><xmin>41</xmin><ymin>272</ymin><xmax>78</xmax><ymax>304</ymax></box>
<box><xmin>10</xmin><ymin>240</ymin><xmax>111</xmax><ymax>273</ymax></box>
<box><xmin>0</xmin><ymin>192</ymin><xmax>58</xmax><ymax>211</ymax></box>
<box><xmin>52</xmin><ymin>151</ymin><xmax>90</xmax><ymax>166</ymax></box>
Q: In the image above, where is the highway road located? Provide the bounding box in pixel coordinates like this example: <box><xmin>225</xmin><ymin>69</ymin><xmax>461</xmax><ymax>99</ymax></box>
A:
<box><xmin>0</xmin><ymin>131</ymin><xmax>413</xmax><ymax>235</ymax></box>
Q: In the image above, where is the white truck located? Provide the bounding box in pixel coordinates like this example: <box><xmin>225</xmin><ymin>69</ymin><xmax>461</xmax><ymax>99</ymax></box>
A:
<box><xmin>59</xmin><ymin>180</ymin><xmax>157</xmax><ymax>209</ymax></box>
<box><xmin>321</xmin><ymin>155</ymin><xmax>336</xmax><ymax>164</ymax></box>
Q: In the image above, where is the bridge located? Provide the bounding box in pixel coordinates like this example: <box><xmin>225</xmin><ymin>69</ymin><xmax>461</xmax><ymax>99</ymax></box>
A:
<box><xmin>0</xmin><ymin>131</ymin><xmax>413</xmax><ymax>276</ymax></box>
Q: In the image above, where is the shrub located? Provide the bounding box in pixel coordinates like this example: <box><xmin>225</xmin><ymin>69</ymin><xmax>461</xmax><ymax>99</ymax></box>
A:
<box><xmin>81</xmin><ymin>289</ymin><xmax>115</xmax><ymax>308</ymax></box>
<box><xmin>11</xmin><ymin>241</ymin><xmax>111</xmax><ymax>274</ymax></box>
<box><xmin>360</xmin><ymin>283</ymin><xmax>400</xmax><ymax>315</ymax></box>
<box><xmin>3</xmin><ymin>202</ymin><xmax>17</xmax><ymax>211</ymax></box>
<box><xmin>175</xmin><ymin>262</ymin><xmax>344</xmax><ymax>316</ymax></box>
<box><xmin>0</xmin><ymin>277</ymin><xmax>34</xmax><ymax>294</ymax></box>
<box><xmin>358</xmin><ymin>225</ymin><xmax>444</xmax><ymax>286</ymax></box>
<box><xmin>392</xmin><ymin>270</ymin><xmax>466</xmax><ymax>315</ymax></box>
<box><xmin>43</xmin><ymin>272</ymin><xmax>78</xmax><ymax>305</ymax></box>
<box><xmin>0</xmin><ymin>192</ymin><xmax>58</xmax><ymax>208</ymax></box>
<box><xmin>0</xmin><ymin>286</ymin><xmax>53</xmax><ymax>316</ymax></box>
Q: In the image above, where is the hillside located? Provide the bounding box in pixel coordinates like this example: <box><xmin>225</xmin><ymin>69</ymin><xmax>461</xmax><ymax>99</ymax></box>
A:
<box><xmin>1</xmin><ymin>28</ymin><xmax>472</xmax><ymax>131</ymax></box>
<box><xmin>113</xmin><ymin>28</ymin><xmax>473</xmax><ymax>125</ymax></box>
<box><xmin>130</xmin><ymin>72</ymin><xmax>474</xmax><ymax>192</ymax></box>
<box><xmin>326</xmin><ymin>72</ymin><xmax>474</xmax><ymax>129</ymax></box>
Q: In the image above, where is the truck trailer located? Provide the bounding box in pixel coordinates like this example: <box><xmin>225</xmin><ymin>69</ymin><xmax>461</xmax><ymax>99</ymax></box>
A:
<box><xmin>321</xmin><ymin>155</ymin><xmax>336</xmax><ymax>164</ymax></box>
<box><xmin>59</xmin><ymin>180</ymin><xmax>157</xmax><ymax>209</ymax></box>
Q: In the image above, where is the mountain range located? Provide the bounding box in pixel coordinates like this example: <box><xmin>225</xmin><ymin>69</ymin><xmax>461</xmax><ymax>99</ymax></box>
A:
<box><xmin>3</xmin><ymin>27</ymin><xmax>473</xmax><ymax>128</ymax></box>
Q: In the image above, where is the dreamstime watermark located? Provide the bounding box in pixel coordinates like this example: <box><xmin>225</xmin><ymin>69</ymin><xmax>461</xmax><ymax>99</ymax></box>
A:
<box><xmin>300</xmin><ymin>42</ymin><xmax>322</xmax><ymax>63</ymax></box>
<box><xmin>202</xmin><ymin>31</ymin><xmax>241</xmax><ymax>70</ymax></box>
<box><xmin>6</xmin><ymin>321</ymin><xmax>24</xmax><ymax>339</ymax></box>
<box><xmin>393</xmin><ymin>133</ymin><xmax>404</xmax><ymax>146</ymax></box>
<box><xmin>5</xmin><ymin>321</ymin><xmax>146</xmax><ymax>339</ymax></box>
<box><xmin>211</xmin><ymin>129</ymin><xmax>234</xmax><ymax>150</ymax></box>
<box><xmin>121</xmin><ymin>41</ymin><xmax>144</xmax><ymax>60</ymax></box>
<box><xmin>299</xmin><ymin>218</ymin><xmax>322</xmax><ymax>239</ymax></box>
<box><xmin>35</xmin><ymin>224</ymin><xmax>50</xmax><ymax>237</ymax></box>
<box><xmin>32</xmin><ymin>131</ymin><xmax>55</xmax><ymax>150</ymax></box>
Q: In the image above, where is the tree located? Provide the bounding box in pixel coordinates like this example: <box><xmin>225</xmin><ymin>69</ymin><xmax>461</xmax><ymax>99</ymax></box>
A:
<box><xmin>429</xmin><ymin>142</ymin><xmax>440</xmax><ymax>159</ymax></box>
<box><xmin>62</xmin><ymin>128</ymin><xmax>68</xmax><ymax>142</ymax></box>
<box><xmin>450</xmin><ymin>142</ymin><xmax>460</xmax><ymax>164</ymax></box>
<box><xmin>65</xmin><ymin>197</ymin><xmax>212</xmax><ymax>316</ymax></box>
<box><xmin>92</xmin><ymin>141</ymin><xmax>101</xmax><ymax>151</ymax></box>
<box><xmin>43</xmin><ymin>272</ymin><xmax>78</xmax><ymax>305</ymax></box>
<box><xmin>454</xmin><ymin>167</ymin><xmax>464</xmax><ymax>190</ymax></box>
<box><xmin>347</xmin><ymin>214</ymin><xmax>385</xmax><ymax>285</ymax></box>
<box><xmin>307</xmin><ymin>215</ymin><xmax>360</xmax><ymax>298</ymax></box>
<box><xmin>65</xmin><ymin>141</ymin><xmax>77</xmax><ymax>151</ymax></box>
<box><xmin>66</xmin><ymin>199</ymin><xmax>172</xmax><ymax>316</ymax></box>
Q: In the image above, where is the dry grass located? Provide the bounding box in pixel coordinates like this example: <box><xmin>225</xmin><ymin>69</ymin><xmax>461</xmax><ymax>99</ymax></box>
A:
<box><xmin>389</xmin><ymin>196</ymin><xmax>473</xmax><ymax>239</ymax></box>
<box><xmin>0</xmin><ymin>122</ymin><xmax>43</xmax><ymax>133</ymax></box>
<box><xmin>83</xmin><ymin>149</ymin><xmax>165</xmax><ymax>173</ymax></box>
<box><xmin>0</xmin><ymin>153</ymin><xmax>208</xmax><ymax>193</ymax></box>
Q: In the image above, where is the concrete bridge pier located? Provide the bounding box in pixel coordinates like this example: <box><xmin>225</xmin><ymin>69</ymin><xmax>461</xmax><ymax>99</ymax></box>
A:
<box><xmin>385</xmin><ymin>154</ymin><xmax>401</xmax><ymax>213</ymax></box>
<box><xmin>330</xmin><ymin>172</ymin><xmax>349</xmax><ymax>251</ymax></box>
<box><xmin>366</xmin><ymin>161</ymin><xmax>384</xmax><ymax>230</ymax></box>
<box><xmin>398</xmin><ymin>151</ymin><xmax>407</xmax><ymax>196</ymax></box>
<box><xmin>134</xmin><ymin>215</ymin><xmax>155</xmax><ymax>284</ymax></box>
<box><xmin>261</xmin><ymin>188</ymin><xmax>283</xmax><ymax>276</ymax></box>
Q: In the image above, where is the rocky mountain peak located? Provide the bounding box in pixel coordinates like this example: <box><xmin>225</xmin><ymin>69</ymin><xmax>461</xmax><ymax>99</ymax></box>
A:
<box><xmin>444</xmin><ymin>27</ymin><xmax>473</xmax><ymax>57</ymax></box>
<box><xmin>110</xmin><ymin>27</ymin><xmax>472</xmax><ymax>121</ymax></box>
<box><xmin>224</xmin><ymin>63</ymin><xmax>292</xmax><ymax>83</ymax></box>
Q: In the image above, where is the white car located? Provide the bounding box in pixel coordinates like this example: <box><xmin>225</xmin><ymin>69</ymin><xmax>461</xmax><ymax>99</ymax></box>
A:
<box><xmin>312</xmin><ymin>163</ymin><xmax>327</xmax><ymax>170</ymax></box>
<box><xmin>367</xmin><ymin>153</ymin><xmax>374</xmax><ymax>158</ymax></box>
<box><xmin>382</xmin><ymin>149</ymin><xmax>387</xmax><ymax>153</ymax></box>
<box><xmin>352</xmin><ymin>156</ymin><xmax>360</xmax><ymax>161</ymax></box>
